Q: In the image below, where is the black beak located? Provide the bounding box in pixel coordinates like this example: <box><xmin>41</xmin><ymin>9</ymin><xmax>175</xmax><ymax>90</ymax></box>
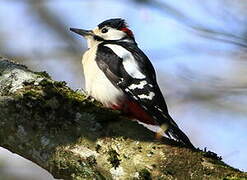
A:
<box><xmin>70</xmin><ymin>28</ymin><xmax>94</xmax><ymax>37</ymax></box>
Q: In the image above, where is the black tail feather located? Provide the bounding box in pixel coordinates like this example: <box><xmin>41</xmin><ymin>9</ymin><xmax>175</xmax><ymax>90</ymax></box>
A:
<box><xmin>166</xmin><ymin>125</ymin><xmax>195</xmax><ymax>149</ymax></box>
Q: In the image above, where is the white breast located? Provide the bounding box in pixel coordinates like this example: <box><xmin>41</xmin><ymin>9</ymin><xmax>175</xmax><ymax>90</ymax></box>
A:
<box><xmin>82</xmin><ymin>45</ymin><xmax>125</xmax><ymax>107</ymax></box>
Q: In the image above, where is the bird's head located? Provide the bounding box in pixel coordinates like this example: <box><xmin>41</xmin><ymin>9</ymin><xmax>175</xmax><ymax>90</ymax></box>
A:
<box><xmin>70</xmin><ymin>18</ymin><xmax>135</xmax><ymax>47</ymax></box>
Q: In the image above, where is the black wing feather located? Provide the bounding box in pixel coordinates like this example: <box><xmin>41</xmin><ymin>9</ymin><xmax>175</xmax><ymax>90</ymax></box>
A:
<box><xmin>96</xmin><ymin>43</ymin><xmax>169</xmax><ymax>122</ymax></box>
<box><xmin>95</xmin><ymin>42</ymin><xmax>194</xmax><ymax>148</ymax></box>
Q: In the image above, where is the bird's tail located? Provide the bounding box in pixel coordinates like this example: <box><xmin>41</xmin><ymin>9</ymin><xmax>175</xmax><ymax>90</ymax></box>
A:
<box><xmin>166</xmin><ymin>125</ymin><xmax>195</xmax><ymax>149</ymax></box>
<box><xmin>156</xmin><ymin>115</ymin><xmax>195</xmax><ymax>149</ymax></box>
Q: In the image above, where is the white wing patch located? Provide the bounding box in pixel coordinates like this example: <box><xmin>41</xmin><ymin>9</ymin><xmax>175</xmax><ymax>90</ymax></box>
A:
<box><xmin>128</xmin><ymin>80</ymin><xmax>147</xmax><ymax>89</ymax></box>
<box><xmin>104</xmin><ymin>44</ymin><xmax>146</xmax><ymax>79</ymax></box>
<box><xmin>138</xmin><ymin>92</ymin><xmax>155</xmax><ymax>100</ymax></box>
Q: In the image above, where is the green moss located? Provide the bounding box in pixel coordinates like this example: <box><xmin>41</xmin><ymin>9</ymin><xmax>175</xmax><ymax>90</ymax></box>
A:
<box><xmin>34</xmin><ymin>71</ymin><xmax>51</xmax><ymax>79</ymax></box>
<box><xmin>95</xmin><ymin>144</ymin><xmax>101</xmax><ymax>153</ymax></box>
<box><xmin>23</xmin><ymin>89</ymin><xmax>42</xmax><ymax>98</ymax></box>
<box><xmin>107</xmin><ymin>149</ymin><xmax>121</xmax><ymax>169</ymax></box>
<box><xmin>18</xmin><ymin>75</ymin><xmax>119</xmax><ymax>132</ymax></box>
<box><xmin>138</xmin><ymin>169</ymin><xmax>151</xmax><ymax>180</ymax></box>
<box><xmin>54</xmin><ymin>81</ymin><xmax>67</xmax><ymax>87</ymax></box>
<box><xmin>50</xmin><ymin>149</ymin><xmax>104</xmax><ymax>180</ymax></box>
<box><xmin>86</xmin><ymin>155</ymin><xmax>97</xmax><ymax>167</ymax></box>
<box><xmin>202</xmin><ymin>148</ymin><xmax>222</xmax><ymax>161</ymax></box>
<box><xmin>63</xmin><ymin>88</ymin><xmax>86</xmax><ymax>102</ymax></box>
<box><xmin>223</xmin><ymin>177</ymin><xmax>247</xmax><ymax>180</ymax></box>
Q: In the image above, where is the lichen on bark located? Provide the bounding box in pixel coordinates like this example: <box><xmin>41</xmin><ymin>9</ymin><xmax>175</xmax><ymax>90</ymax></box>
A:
<box><xmin>0</xmin><ymin>57</ymin><xmax>246</xmax><ymax>180</ymax></box>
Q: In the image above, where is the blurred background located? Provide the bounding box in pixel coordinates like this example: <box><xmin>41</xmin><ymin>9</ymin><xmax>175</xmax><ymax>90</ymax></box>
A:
<box><xmin>0</xmin><ymin>0</ymin><xmax>247</xmax><ymax>179</ymax></box>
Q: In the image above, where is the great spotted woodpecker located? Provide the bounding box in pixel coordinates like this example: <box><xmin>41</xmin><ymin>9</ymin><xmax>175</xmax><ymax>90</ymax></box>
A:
<box><xmin>70</xmin><ymin>18</ymin><xmax>194</xmax><ymax>148</ymax></box>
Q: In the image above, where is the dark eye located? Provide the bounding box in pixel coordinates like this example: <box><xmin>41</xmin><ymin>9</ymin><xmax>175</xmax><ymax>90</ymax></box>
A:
<box><xmin>101</xmin><ymin>28</ymin><xmax>108</xmax><ymax>33</ymax></box>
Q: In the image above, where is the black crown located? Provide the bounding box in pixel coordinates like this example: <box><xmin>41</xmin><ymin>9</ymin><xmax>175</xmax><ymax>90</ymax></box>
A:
<box><xmin>98</xmin><ymin>18</ymin><xmax>127</xmax><ymax>30</ymax></box>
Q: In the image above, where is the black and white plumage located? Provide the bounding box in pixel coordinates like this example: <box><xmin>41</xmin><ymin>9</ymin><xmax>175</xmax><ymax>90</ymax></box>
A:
<box><xmin>70</xmin><ymin>18</ymin><xmax>195</xmax><ymax>148</ymax></box>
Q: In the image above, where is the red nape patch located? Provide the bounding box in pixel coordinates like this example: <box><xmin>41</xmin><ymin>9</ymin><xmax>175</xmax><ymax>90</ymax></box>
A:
<box><xmin>124</xmin><ymin>100</ymin><xmax>157</xmax><ymax>125</ymax></box>
<box><xmin>120</xmin><ymin>27</ymin><xmax>134</xmax><ymax>37</ymax></box>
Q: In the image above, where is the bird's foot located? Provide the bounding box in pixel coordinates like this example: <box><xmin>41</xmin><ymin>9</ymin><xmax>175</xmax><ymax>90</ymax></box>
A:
<box><xmin>75</xmin><ymin>88</ymin><xmax>96</xmax><ymax>102</ymax></box>
<box><xmin>87</xmin><ymin>95</ymin><xmax>96</xmax><ymax>102</ymax></box>
<box><xmin>75</xmin><ymin>88</ymin><xmax>87</xmax><ymax>95</ymax></box>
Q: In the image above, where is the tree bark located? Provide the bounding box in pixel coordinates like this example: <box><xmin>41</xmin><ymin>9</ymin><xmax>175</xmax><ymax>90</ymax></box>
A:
<box><xmin>0</xmin><ymin>57</ymin><xmax>246</xmax><ymax>180</ymax></box>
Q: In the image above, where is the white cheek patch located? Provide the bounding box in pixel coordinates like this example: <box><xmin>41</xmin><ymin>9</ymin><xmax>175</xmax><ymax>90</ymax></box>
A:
<box><xmin>104</xmin><ymin>44</ymin><xmax>146</xmax><ymax>79</ymax></box>
<box><xmin>102</xmin><ymin>29</ymin><xmax>126</xmax><ymax>40</ymax></box>
<box><xmin>128</xmin><ymin>81</ymin><xmax>147</xmax><ymax>89</ymax></box>
<box><xmin>138</xmin><ymin>92</ymin><xmax>155</xmax><ymax>100</ymax></box>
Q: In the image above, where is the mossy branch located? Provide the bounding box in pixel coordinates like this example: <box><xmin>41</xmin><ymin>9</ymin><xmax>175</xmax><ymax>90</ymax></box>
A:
<box><xmin>0</xmin><ymin>57</ymin><xmax>246</xmax><ymax>180</ymax></box>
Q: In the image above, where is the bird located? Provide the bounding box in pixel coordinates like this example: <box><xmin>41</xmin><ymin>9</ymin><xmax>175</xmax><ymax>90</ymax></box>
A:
<box><xmin>70</xmin><ymin>18</ymin><xmax>195</xmax><ymax>148</ymax></box>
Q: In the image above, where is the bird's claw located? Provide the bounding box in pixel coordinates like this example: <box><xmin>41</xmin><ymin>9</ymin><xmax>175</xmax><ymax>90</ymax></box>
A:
<box><xmin>75</xmin><ymin>88</ymin><xmax>96</xmax><ymax>102</ymax></box>
<box><xmin>75</xmin><ymin>88</ymin><xmax>86</xmax><ymax>95</ymax></box>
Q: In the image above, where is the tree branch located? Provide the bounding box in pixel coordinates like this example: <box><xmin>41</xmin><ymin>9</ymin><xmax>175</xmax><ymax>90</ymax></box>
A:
<box><xmin>0</xmin><ymin>57</ymin><xmax>246</xmax><ymax>179</ymax></box>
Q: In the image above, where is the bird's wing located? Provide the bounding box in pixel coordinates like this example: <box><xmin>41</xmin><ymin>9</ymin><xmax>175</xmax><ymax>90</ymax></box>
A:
<box><xmin>95</xmin><ymin>42</ymin><xmax>194</xmax><ymax>148</ymax></box>
<box><xmin>96</xmin><ymin>42</ymin><xmax>173</xmax><ymax>126</ymax></box>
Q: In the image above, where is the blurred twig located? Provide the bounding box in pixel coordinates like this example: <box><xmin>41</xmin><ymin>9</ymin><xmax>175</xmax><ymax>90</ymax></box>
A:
<box><xmin>133</xmin><ymin>0</ymin><xmax>247</xmax><ymax>48</ymax></box>
<box><xmin>26</xmin><ymin>0</ymin><xmax>83</xmax><ymax>53</ymax></box>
